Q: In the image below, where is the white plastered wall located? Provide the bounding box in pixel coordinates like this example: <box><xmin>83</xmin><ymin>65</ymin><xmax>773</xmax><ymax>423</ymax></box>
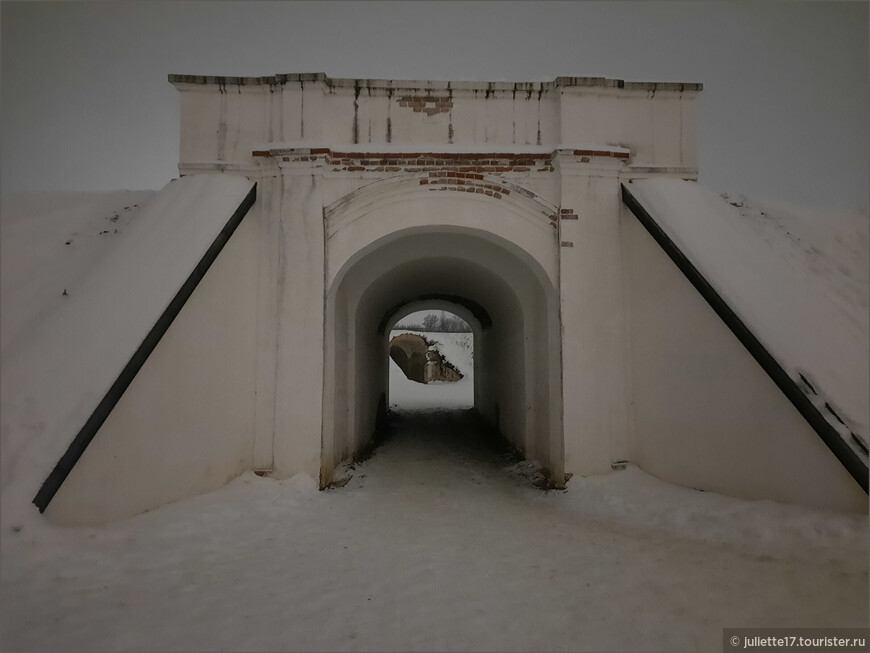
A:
<box><xmin>171</xmin><ymin>75</ymin><xmax>700</xmax><ymax>170</ymax></box>
<box><xmin>45</xmin><ymin>204</ymin><xmax>260</xmax><ymax>525</ymax></box>
<box><xmin>559</xmin><ymin>159</ymin><xmax>633</xmax><ymax>477</ymax></box>
<box><xmin>620</xmin><ymin>202</ymin><xmax>866</xmax><ymax>513</ymax></box>
<box><xmin>559</xmin><ymin>88</ymin><xmax>698</xmax><ymax>169</ymax></box>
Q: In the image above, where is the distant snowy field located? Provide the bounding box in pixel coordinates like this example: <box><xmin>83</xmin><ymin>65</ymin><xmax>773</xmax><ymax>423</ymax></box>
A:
<box><xmin>1</xmin><ymin>190</ymin><xmax>867</xmax><ymax>651</ymax></box>
<box><xmin>389</xmin><ymin>330</ymin><xmax>474</xmax><ymax>410</ymax></box>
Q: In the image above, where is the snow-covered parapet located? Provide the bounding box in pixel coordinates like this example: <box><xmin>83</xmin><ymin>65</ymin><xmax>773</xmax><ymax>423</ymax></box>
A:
<box><xmin>624</xmin><ymin>178</ymin><xmax>869</xmax><ymax>481</ymax></box>
<box><xmin>170</xmin><ymin>73</ymin><xmax>700</xmax><ymax>175</ymax></box>
<box><xmin>0</xmin><ymin>175</ymin><xmax>256</xmax><ymax>520</ymax></box>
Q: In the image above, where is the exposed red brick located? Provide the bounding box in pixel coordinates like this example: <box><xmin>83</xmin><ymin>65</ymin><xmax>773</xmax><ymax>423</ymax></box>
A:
<box><xmin>572</xmin><ymin>149</ymin><xmax>629</xmax><ymax>160</ymax></box>
<box><xmin>398</xmin><ymin>96</ymin><xmax>452</xmax><ymax>115</ymax></box>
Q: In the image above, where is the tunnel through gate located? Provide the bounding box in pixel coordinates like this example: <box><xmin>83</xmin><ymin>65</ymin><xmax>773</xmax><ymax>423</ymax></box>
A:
<box><xmin>322</xmin><ymin>222</ymin><xmax>564</xmax><ymax>490</ymax></box>
<box><xmin>388</xmin><ymin>306</ymin><xmax>476</xmax><ymax>410</ymax></box>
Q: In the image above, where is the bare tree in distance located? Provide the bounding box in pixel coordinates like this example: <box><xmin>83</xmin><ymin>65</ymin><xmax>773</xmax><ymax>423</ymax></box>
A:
<box><xmin>395</xmin><ymin>312</ymin><xmax>472</xmax><ymax>333</ymax></box>
<box><xmin>422</xmin><ymin>313</ymin><xmax>440</xmax><ymax>331</ymax></box>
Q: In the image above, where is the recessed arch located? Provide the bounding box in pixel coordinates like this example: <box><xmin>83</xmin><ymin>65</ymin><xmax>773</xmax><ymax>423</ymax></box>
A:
<box><xmin>322</xmin><ymin>205</ymin><xmax>564</xmax><ymax>490</ymax></box>
<box><xmin>325</xmin><ymin>194</ymin><xmax>561</xmax><ymax>294</ymax></box>
<box><xmin>324</xmin><ymin>173</ymin><xmax>560</xmax><ymax>243</ymax></box>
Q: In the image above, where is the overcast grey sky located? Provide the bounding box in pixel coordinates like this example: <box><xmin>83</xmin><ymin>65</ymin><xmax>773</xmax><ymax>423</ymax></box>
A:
<box><xmin>2</xmin><ymin>1</ymin><xmax>868</xmax><ymax>209</ymax></box>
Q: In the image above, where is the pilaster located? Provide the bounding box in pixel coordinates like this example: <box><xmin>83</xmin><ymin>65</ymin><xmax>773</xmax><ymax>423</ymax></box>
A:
<box><xmin>270</xmin><ymin>161</ymin><xmax>326</xmax><ymax>480</ymax></box>
<box><xmin>556</xmin><ymin>150</ymin><xmax>632</xmax><ymax>475</ymax></box>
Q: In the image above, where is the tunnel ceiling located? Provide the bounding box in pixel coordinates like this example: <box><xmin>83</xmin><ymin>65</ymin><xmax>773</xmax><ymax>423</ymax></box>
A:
<box><xmin>358</xmin><ymin>255</ymin><xmax>522</xmax><ymax>338</ymax></box>
<box><xmin>334</xmin><ymin>229</ymin><xmax>553</xmax><ymax>338</ymax></box>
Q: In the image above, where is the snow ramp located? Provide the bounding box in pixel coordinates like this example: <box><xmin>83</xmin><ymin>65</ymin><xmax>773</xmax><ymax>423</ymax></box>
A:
<box><xmin>622</xmin><ymin>178</ymin><xmax>868</xmax><ymax>505</ymax></box>
<box><xmin>1</xmin><ymin>175</ymin><xmax>256</xmax><ymax>524</ymax></box>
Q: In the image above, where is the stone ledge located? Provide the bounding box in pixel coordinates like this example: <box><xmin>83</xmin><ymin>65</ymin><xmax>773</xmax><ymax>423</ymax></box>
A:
<box><xmin>169</xmin><ymin>73</ymin><xmax>703</xmax><ymax>93</ymax></box>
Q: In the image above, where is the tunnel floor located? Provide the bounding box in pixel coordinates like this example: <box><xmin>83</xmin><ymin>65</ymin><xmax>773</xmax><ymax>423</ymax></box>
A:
<box><xmin>340</xmin><ymin>407</ymin><xmax>537</xmax><ymax>494</ymax></box>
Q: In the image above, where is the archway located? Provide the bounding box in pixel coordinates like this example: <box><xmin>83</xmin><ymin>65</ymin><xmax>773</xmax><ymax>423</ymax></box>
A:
<box><xmin>387</xmin><ymin>302</ymin><xmax>480</xmax><ymax>410</ymax></box>
<box><xmin>322</xmin><ymin>223</ymin><xmax>563</xmax><ymax>488</ymax></box>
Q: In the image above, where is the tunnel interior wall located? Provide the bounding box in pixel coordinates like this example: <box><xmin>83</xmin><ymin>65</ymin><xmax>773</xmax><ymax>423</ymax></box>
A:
<box><xmin>45</xmin><ymin>203</ymin><xmax>260</xmax><ymax>525</ymax></box>
<box><xmin>345</xmin><ymin>248</ymin><xmax>529</xmax><ymax>468</ymax></box>
<box><xmin>620</xmin><ymin>202</ymin><xmax>867</xmax><ymax>512</ymax></box>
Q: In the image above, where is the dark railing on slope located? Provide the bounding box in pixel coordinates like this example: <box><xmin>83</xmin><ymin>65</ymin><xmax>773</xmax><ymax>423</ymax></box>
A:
<box><xmin>621</xmin><ymin>182</ymin><xmax>868</xmax><ymax>493</ymax></box>
<box><xmin>33</xmin><ymin>183</ymin><xmax>258</xmax><ymax>512</ymax></box>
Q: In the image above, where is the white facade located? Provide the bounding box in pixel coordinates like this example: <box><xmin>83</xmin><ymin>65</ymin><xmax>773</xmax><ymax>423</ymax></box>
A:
<box><xmin>46</xmin><ymin>73</ymin><xmax>866</xmax><ymax>523</ymax></box>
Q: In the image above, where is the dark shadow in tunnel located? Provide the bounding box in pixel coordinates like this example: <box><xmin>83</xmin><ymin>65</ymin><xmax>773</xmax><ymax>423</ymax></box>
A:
<box><xmin>354</xmin><ymin>406</ymin><xmax>523</xmax><ymax>472</ymax></box>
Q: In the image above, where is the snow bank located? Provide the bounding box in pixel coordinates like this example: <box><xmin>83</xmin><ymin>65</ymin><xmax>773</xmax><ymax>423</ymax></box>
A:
<box><xmin>1</xmin><ymin>428</ymin><xmax>864</xmax><ymax>652</ymax></box>
<box><xmin>550</xmin><ymin>465</ymin><xmax>867</xmax><ymax>565</ymax></box>
<box><xmin>627</xmin><ymin>178</ymin><xmax>869</xmax><ymax>456</ymax></box>
<box><xmin>0</xmin><ymin>175</ymin><xmax>255</xmax><ymax>523</ymax></box>
<box><xmin>0</xmin><ymin>190</ymin><xmax>157</xmax><ymax>358</ymax></box>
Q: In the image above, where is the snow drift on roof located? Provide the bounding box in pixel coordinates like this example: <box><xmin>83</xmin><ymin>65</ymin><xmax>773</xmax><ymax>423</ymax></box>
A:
<box><xmin>1</xmin><ymin>190</ymin><xmax>157</xmax><ymax>358</ymax></box>
<box><xmin>626</xmin><ymin>178</ymin><xmax>869</xmax><ymax>455</ymax></box>
<box><xmin>0</xmin><ymin>175</ymin><xmax>255</xmax><ymax>520</ymax></box>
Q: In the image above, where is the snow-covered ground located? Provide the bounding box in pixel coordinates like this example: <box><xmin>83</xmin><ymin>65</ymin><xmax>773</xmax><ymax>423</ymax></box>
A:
<box><xmin>1</xmin><ymin>407</ymin><xmax>866</xmax><ymax>652</ymax></box>
<box><xmin>389</xmin><ymin>330</ymin><xmax>474</xmax><ymax>410</ymax></box>
<box><xmin>627</xmin><ymin>179</ymin><xmax>869</xmax><ymax>459</ymax></box>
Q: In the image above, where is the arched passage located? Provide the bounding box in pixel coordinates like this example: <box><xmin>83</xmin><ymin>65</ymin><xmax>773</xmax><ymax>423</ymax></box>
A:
<box><xmin>387</xmin><ymin>300</ymin><xmax>481</xmax><ymax>404</ymax></box>
<box><xmin>323</xmin><ymin>219</ymin><xmax>564</xmax><ymax>488</ymax></box>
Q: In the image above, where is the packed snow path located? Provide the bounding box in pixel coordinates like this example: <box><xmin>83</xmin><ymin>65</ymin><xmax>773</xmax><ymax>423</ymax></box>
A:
<box><xmin>1</xmin><ymin>408</ymin><xmax>866</xmax><ymax>652</ymax></box>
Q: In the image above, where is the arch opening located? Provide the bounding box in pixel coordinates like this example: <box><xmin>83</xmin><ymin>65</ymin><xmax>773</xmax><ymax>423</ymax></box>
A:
<box><xmin>388</xmin><ymin>307</ymin><xmax>476</xmax><ymax>410</ymax></box>
<box><xmin>322</xmin><ymin>224</ymin><xmax>563</xmax><ymax>490</ymax></box>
